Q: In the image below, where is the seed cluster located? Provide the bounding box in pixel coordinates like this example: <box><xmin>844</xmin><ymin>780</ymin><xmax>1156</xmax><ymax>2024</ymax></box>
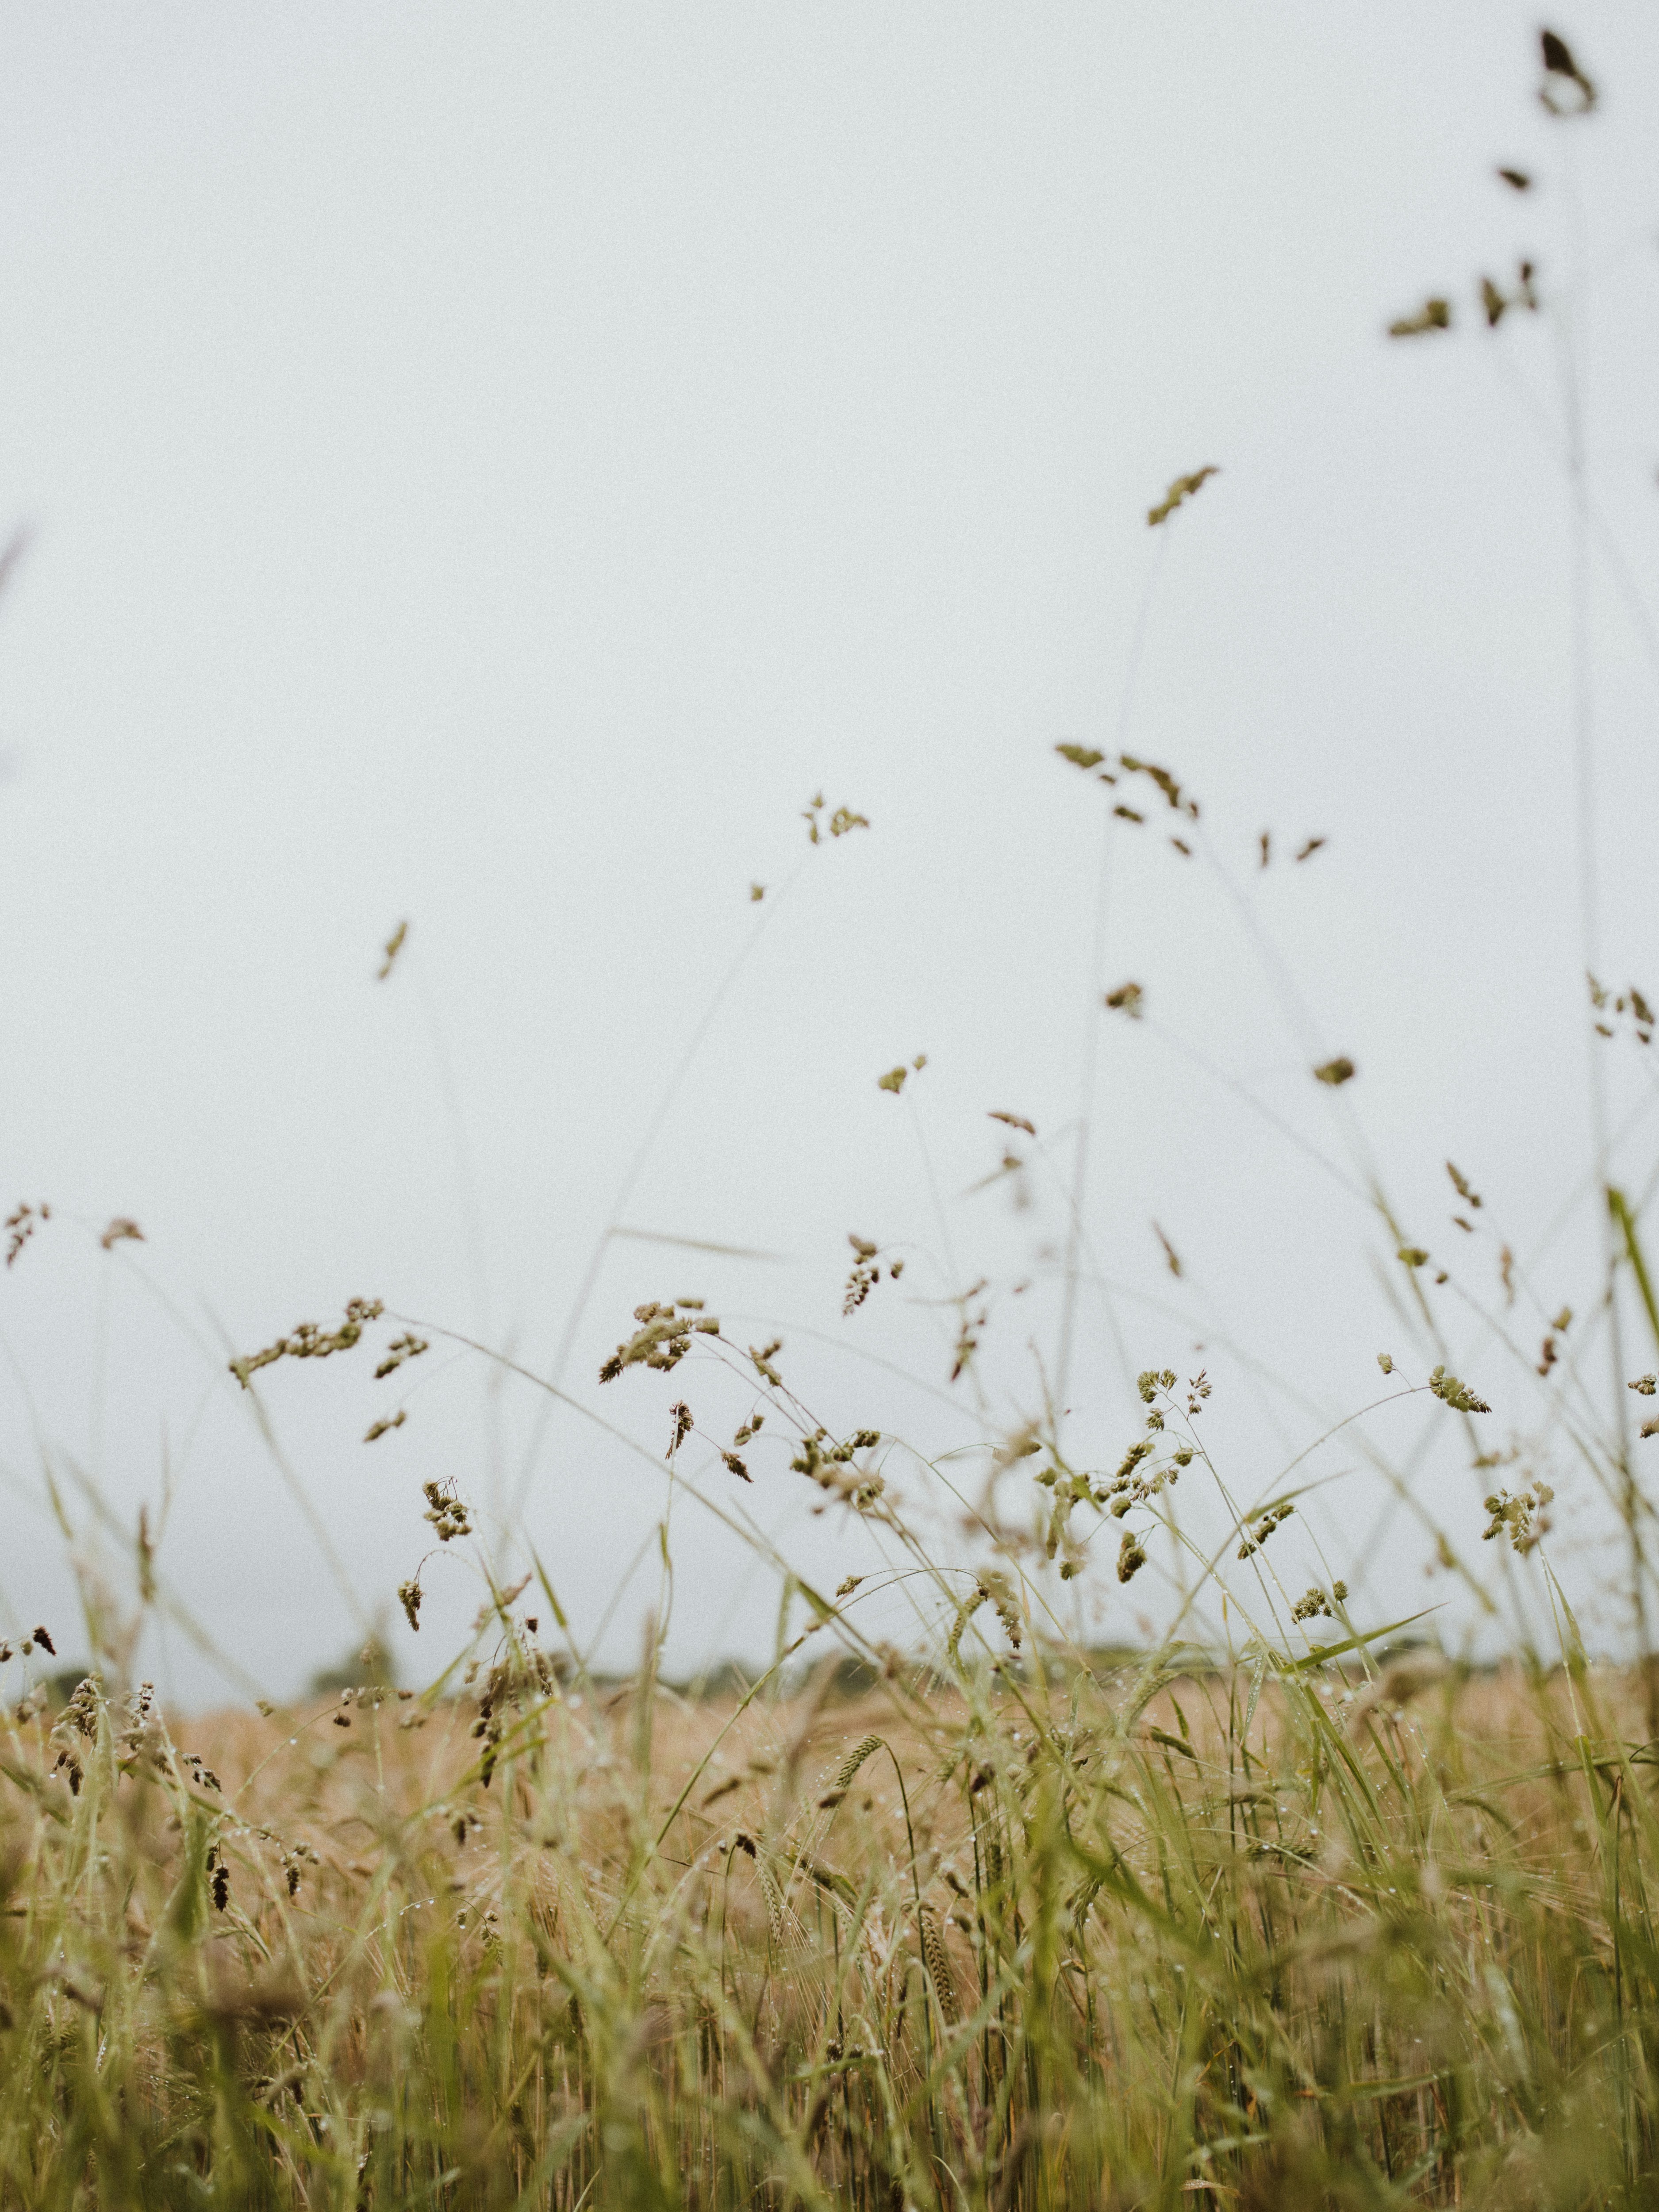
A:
<box><xmin>1429</xmin><ymin>1365</ymin><xmax>1491</xmax><ymax>1415</ymax></box>
<box><xmin>1291</xmin><ymin>1582</ymin><xmax>1348</xmax><ymax>1624</ymax></box>
<box><xmin>1589</xmin><ymin>975</ymin><xmax>1655</xmax><ymax>1046</ymax></box>
<box><xmin>599</xmin><ymin>1300</ymin><xmax>720</xmax><ymax>1384</ymax></box>
<box><xmin>841</xmin><ymin>1234</ymin><xmax>902</xmax><ymax>1316</ymax></box>
<box><xmin>1238</xmin><ymin>1502</ymin><xmax>1295</xmax><ymax>1562</ymax></box>
<box><xmin>1482</xmin><ymin>1484</ymin><xmax>1554</xmax><ymax>1554</ymax></box>
<box><xmin>229</xmin><ymin>1298</ymin><xmax>385</xmax><ymax>1388</ymax></box>
<box><xmin>791</xmin><ymin>1429</ymin><xmax>884</xmax><ymax>1513</ymax></box>
<box><xmin>4</xmin><ymin>1201</ymin><xmax>49</xmax><ymax>1267</ymax></box>
<box><xmin>421</xmin><ymin>1481</ymin><xmax>473</xmax><ymax>1543</ymax></box>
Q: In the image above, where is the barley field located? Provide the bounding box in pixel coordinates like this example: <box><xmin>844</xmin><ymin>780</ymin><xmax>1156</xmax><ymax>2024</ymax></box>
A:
<box><xmin>4</xmin><ymin>1629</ymin><xmax>1659</xmax><ymax>2208</ymax></box>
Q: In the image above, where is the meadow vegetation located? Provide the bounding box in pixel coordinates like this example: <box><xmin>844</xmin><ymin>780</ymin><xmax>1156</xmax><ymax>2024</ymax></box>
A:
<box><xmin>5</xmin><ymin>1613</ymin><xmax>1659</xmax><ymax>2207</ymax></box>
<box><xmin>4</xmin><ymin>25</ymin><xmax>1659</xmax><ymax>2209</ymax></box>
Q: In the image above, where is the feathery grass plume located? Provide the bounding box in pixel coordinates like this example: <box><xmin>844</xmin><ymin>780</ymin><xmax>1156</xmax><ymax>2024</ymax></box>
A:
<box><xmin>1429</xmin><ymin>1363</ymin><xmax>1491</xmax><ymax>1413</ymax></box>
<box><xmin>598</xmin><ymin>1297</ymin><xmax>717</xmax><ymax>1382</ymax></box>
<box><xmin>876</xmin><ymin>1052</ymin><xmax>926</xmax><ymax>1094</ymax></box>
<box><xmin>420</xmin><ymin>1479</ymin><xmax>472</xmax><ymax>1541</ymax></box>
<box><xmin>228</xmin><ymin>1296</ymin><xmax>384</xmax><ymax>1386</ymax></box>
<box><xmin>98</xmin><ymin>1216</ymin><xmax>144</xmax><ymax>1250</ymax></box>
<box><xmin>1294</xmin><ymin>834</ymin><xmax>1326</xmax><ymax>860</ymax></box>
<box><xmin>842</xmin><ymin>1234</ymin><xmax>883</xmax><ymax>1315</ymax></box>
<box><xmin>1290</xmin><ymin>1581</ymin><xmax>1347</xmax><ymax>1623</ymax></box>
<box><xmin>1388</xmin><ymin>295</ymin><xmax>1452</xmax><ymax>336</ymax></box>
<box><xmin>973</xmin><ymin>1571</ymin><xmax>1022</xmax><ymax>1650</ymax></box>
<box><xmin>1482</xmin><ymin>1482</ymin><xmax>1553</xmax><ymax>1550</ymax></box>
<box><xmin>789</xmin><ymin>1426</ymin><xmax>885</xmax><ymax>1512</ymax></box>
<box><xmin>47</xmin><ymin>1677</ymin><xmax>99</xmax><ymax>1796</ymax></box>
<box><xmin>376</xmin><ymin>918</ymin><xmax>408</xmax><ymax>979</ymax></box>
<box><xmin>801</xmin><ymin>791</ymin><xmax>870</xmax><ymax>844</ymax></box>
<box><xmin>1146</xmin><ymin>464</ymin><xmax>1218</xmax><ymax>526</ymax></box>
<box><xmin>1590</xmin><ymin>975</ymin><xmax>1656</xmax><ymax>1047</ymax></box>
<box><xmin>1104</xmin><ymin>981</ymin><xmax>1143</xmax><ymax>1017</ymax></box>
<box><xmin>949</xmin><ymin>1285</ymin><xmax>988</xmax><ymax>1383</ymax></box>
<box><xmin>1313</xmin><ymin>1056</ymin><xmax>1356</xmax><ymax>1085</ymax></box>
<box><xmin>1119</xmin><ymin>752</ymin><xmax>1198</xmax><ymax>818</ymax></box>
<box><xmin>1237</xmin><ymin>1500</ymin><xmax>1294</xmax><ymax>1559</ymax></box>
<box><xmin>4</xmin><ymin>1201</ymin><xmax>48</xmax><ymax>1267</ymax></box>
<box><xmin>363</xmin><ymin>1410</ymin><xmax>406</xmax><ymax>1442</ymax></box>
<box><xmin>1446</xmin><ymin>1159</ymin><xmax>1482</xmax><ymax>1208</ymax></box>
<box><xmin>374</xmin><ymin>1330</ymin><xmax>428</xmax><ymax>1378</ymax></box>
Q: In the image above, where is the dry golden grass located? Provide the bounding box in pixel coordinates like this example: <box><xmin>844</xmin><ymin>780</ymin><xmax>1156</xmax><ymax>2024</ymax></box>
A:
<box><xmin>4</xmin><ymin>1646</ymin><xmax>1658</xmax><ymax>2207</ymax></box>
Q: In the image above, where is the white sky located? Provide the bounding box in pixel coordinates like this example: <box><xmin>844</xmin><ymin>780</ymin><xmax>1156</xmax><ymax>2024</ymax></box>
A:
<box><xmin>2</xmin><ymin>4</ymin><xmax>1657</xmax><ymax>1704</ymax></box>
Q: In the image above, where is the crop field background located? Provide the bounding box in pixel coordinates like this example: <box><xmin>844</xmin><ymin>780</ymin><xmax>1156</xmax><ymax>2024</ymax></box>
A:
<box><xmin>4</xmin><ymin>6</ymin><xmax>1659</xmax><ymax>2207</ymax></box>
<box><xmin>6</xmin><ymin>1644</ymin><xmax>1659</xmax><ymax>2206</ymax></box>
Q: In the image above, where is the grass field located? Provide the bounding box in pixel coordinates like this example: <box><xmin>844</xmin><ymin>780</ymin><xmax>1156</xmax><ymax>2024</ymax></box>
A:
<box><xmin>4</xmin><ymin>1623</ymin><xmax>1659</xmax><ymax>2208</ymax></box>
<box><xmin>7</xmin><ymin>23</ymin><xmax>1658</xmax><ymax>2208</ymax></box>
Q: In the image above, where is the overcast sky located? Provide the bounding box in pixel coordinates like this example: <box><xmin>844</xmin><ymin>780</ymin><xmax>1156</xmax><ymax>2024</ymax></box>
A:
<box><xmin>2</xmin><ymin>4</ymin><xmax>1657</xmax><ymax>1705</ymax></box>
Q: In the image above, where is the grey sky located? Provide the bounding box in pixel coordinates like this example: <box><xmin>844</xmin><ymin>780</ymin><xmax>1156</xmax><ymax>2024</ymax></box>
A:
<box><xmin>2</xmin><ymin>4</ymin><xmax>1656</xmax><ymax>1703</ymax></box>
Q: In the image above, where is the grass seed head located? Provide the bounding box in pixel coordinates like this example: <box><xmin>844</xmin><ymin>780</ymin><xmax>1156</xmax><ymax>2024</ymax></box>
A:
<box><xmin>1388</xmin><ymin>296</ymin><xmax>1452</xmax><ymax>337</ymax></box>
<box><xmin>1147</xmin><ymin>465</ymin><xmax>1219</xmax><ymax>526</ymax></box>
<box><xmin>4</xmin><ymin>1201</ymin><xmax>49</xmax><ymax>1267</ymax></box>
